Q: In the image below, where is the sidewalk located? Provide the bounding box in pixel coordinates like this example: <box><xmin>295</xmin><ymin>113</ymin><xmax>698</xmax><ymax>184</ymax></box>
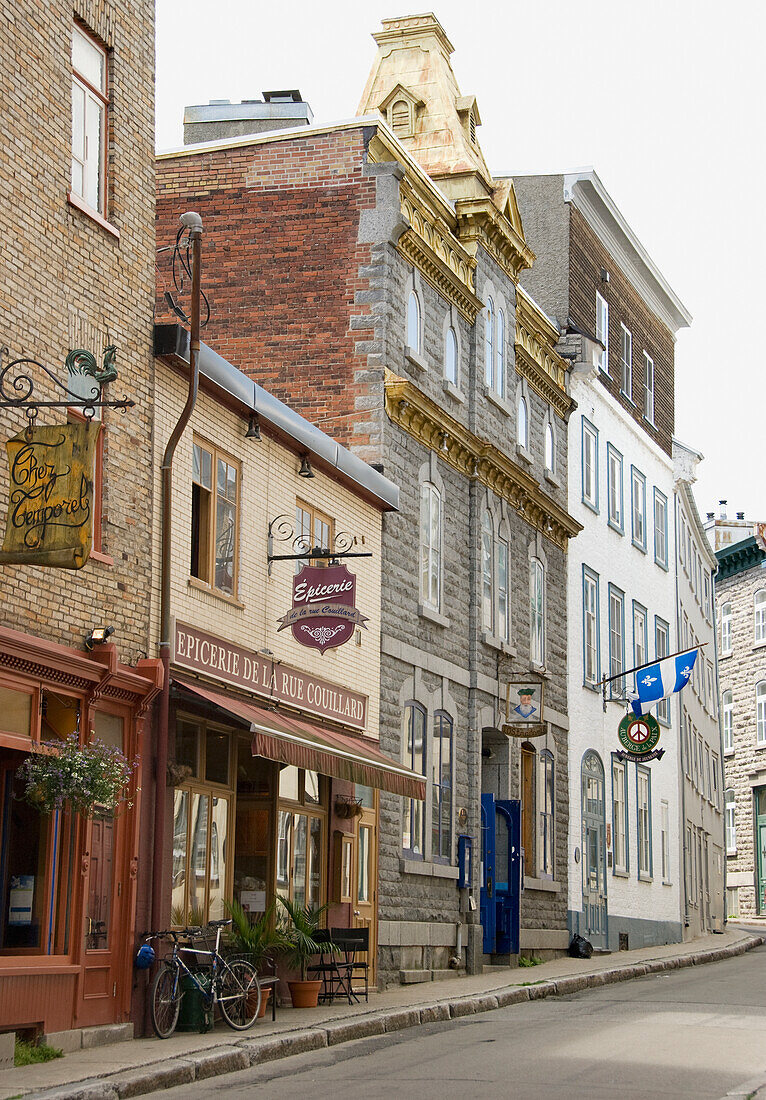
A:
<box><xmin>5</xmin><ymin>926</ymin><xmax>763</xmax><ymax>1100</ymax></box>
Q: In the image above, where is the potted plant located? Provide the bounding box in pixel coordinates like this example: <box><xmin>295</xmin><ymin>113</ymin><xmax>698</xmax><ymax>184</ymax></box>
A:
<box><xmin>225</xmin><ymin>900</ymin><xmax>285</xmax><ymax>1018</ymax></box>
<box><xmin>276</xmin><ymin>895</ymin><xmax>335</xmax><ymax>1008</ymax></box>
<box><xmin>17</xmin><ymin>733</ymin><xmax>135</xmax><ymax>816</ymax></box>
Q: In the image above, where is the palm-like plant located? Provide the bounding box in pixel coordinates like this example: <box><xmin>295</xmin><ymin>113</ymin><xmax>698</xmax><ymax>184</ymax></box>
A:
<box><xmin>276</xmin><ymin>895</ymin><xmax>336</xmax><ymax>981</ymax></box>
<box><xmin>224</xmin><ymin>900</ymin><xmax>285</xmax><ymax>971</ymax></box>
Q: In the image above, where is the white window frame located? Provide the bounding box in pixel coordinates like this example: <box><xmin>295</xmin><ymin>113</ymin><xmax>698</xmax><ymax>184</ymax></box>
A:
<box><xmin>496</xmin><ymin>308</ymin><xmax>505</xmax><ymax>397</ymax></box>
<box><xmin>722</xmin><ymin>689</ymin><xmax>733</xmax><ymax>752</ymax></box>
<box><xmin>530</xmin><ymin>557</ymin><xmax>545</xmax><ymax>666</ymax></box>
<box><xmin>583</xmin><ymin>567</ymin><xmax>600</xmax><ymax>687</ymax></box>
<box><xmin>497</xmin><ymin>536</ymin><xmax>510</xmax><ymax>644</ymax></box>
<box><xmin>608</xmin><ymin>584</ymin><xmax>625</xmax><ymax>698</ymax></box>
<box><xmin>643</xmin><ymin>351</ymin><xmax>655</xmax><ymax>424</ymax></box>
<box><xmin>607</xmin><ymin>444</ymin><xmax>623</xmax><ymax>532</ymax></box>
<box><xmin>420</xmin><ymin>481</ymin><xmax>442</xmax><ymax>612</ymax></box>
<box><xmin>620</xmin><ymin>323</ymin><xmax>632</xmax><ymax>397</ymax></box>
<box><xmin>655</xmin><ymin>617</ymin><xmax>670</xmax><ymax>724</ymax></box>
<box><xmin>407</xmin><ymin>289</ymin><xmax>421</xmax><ymax>353</ymax></box>
<box><xmin>596</xmin><ymin>292</ymin><xmax>609</xmax><ymax>374</ymax></box>
<box><xmin>582</xmin><ymin>419</ymin><xmax>598</xmax><ymax>511</ymax></box>
<box><xmin>538</xmin><ymin>750</ymin><xmax>554</xmax><ymax>879</ymax></box>
<box><xmin>637</xmin><ymin>766</ymin><xmax>652</xmax><ymax>879</ymax></box>
<box><xmin>71</xmin><ymin>24</ymin><xmax>108</xmax><ymax>216</ymax></box>
<box><xmin>757</xmin><ymin>681</ymin><xmax>766</xmax><ymax>746</ymax></box>
<box><xmin>721</xmin><ymin>602</ymin><xmax>733</xmax><ymax>656</ymax></box>
<box><xmin>725</xmin><ymin>789</ymin><xmax>736</xmax><ymax>854</ymax></box>
<box><xmin>481</xmin><ymin>509</ymin><xmax>494</xmax><ymax>634</ymax></box>
<box><xmin>444</xmin><ymin>324</ymin><xmax>458</xmax><ymax>386</ymax></box>
<box><xmin>661</xmin><ymin>800</ymin><xmax>670</xmax><ymax>884</ymax></box>
<box><xmin>612</xmin><ymin>757</ymin><xmax>628</xmax><ymax>874</ymax></box>
<box><xmin>756</xmin><ymin>590</ymin><xmax>766</xmax><ymax>644</ymax></box>
<box><xmin>631</xmin><ymin>466</ymin><xmax>646</xmax><ymax>551</ymax></box>
<box><xmin>484</xmin><ymin>298</ymin><xmax>495</xmax><ymax>388</ymax></box>
<box><xmin>633</xmin><ymin>603</ymin><xmax>648</xmax><ymax>693</ymax></box>
<box><xmin>544</xmin><ymin>421</ymin><xmax>555</xmax><ymax>474</ymax></box>
<box><xmin>517</xmin><ymin>395</ymin><xmax>529</xmax><ymax>450</ymax></box>
<box><xmin>654</xmin><ymin>488</ymin><xmax>668</xmax><ymax>568</ymax></box>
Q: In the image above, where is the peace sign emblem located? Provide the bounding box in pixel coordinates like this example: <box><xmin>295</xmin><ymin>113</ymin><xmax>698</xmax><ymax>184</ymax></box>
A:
<box><xmin>617</xmin><ymin>713</ymin><xmax>661</xmax><ymax>756</ymax></box>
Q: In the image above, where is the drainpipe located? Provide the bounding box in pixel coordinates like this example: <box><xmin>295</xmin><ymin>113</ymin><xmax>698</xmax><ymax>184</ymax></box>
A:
<box><xmin>151</xmin><ymin>212</ymin><xmax>203</xmax><ymax>934</ymax></box>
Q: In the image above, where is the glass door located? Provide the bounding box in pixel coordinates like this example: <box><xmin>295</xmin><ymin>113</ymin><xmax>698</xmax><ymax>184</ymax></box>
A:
<box><xmin>581</xmin><ymin>751</ymin><xmax>607</xmax><ymax>949</ymax></box>
<box><xmin>352</xmin><ymin>785</ymin><xmax>377</xmax><ymax>986</ymax></box>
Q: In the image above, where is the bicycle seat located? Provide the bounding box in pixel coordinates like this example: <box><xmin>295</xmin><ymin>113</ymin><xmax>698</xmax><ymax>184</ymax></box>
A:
<box><xmin>207</xmin><ymin>919</ymin><xmax>232</xmax><ymax>928</ymax></box>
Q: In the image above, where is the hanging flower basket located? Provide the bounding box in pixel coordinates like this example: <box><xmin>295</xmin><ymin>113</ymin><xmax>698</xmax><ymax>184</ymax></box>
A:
<box><xmin>17</xmin><ymin>733</ymin><xmax>136</xmax><ymax>816</ymax></box>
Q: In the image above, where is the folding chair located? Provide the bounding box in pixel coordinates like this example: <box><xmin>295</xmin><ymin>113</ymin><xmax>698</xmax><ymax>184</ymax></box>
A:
<box><xmin>331</xmin><ymin>926</ymin><xmax>369</xmax><ymax>1003</ymax></box>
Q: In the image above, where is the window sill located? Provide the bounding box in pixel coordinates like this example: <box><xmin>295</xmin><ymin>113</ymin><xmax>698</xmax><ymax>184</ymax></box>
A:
<box><xmin>727</xmin><ymin>850</ymin><xmax>737</xmax><ymax>858</ymax></box>
<box><xmin>582</xmin><ymin>498</ymin><xmax>599</xmax><ymax>515</ymax></box>
<box><xmin>655</xmin><ymin>558</ymin><xmax>669</xmax><ymax>572</ymax></box>
<box><xmin>67</xmin><ymin>191</ymin><xmax>120</xmax><ymax>240</ymax></box>
<box><xmin>89</xmin><ymin>549</ymin><xmax>114</xmax><ymax>566</ymax></box>
<box><xmin>582</xmin><ymin>680</ymin><xmax>601</xmax><ymax>693</ymax></box>
<box><xmin>724</xmin><ymin>749</ymin><xmax>735</xmax><ymax>758</ymax></box>
<box><xmin>607</xmin><ymin>519</ymin><xmax>625</xmax><ymax>536</ymax></box>
<box><xmin>418</xmin><ymin>602</ymin><xmax>450</xmax><ymax>628</ymax></box>
<box><xmin>443</xmin><ymin>379</ymin><xmax>465</xmax><ymax>403</ymax></box>
<box><xmin>631</xmin><ymin>540</ymin><xmax>648</xmax><ymax>555</ymax></box>
<box><xmin>612</xmin><ymin>869</ymin><xmax>629</xmax><ymax>879</ymax></box>
<box><xmin>399</xmin><ymin>858</ymin><xmax>459</xmax><ymax>880</ymax></box>
<box><xmin>405</xmin><ymin>346</ymin><xmax>429</xmax><ymax>372</ymax></box>
<box><xmin>485</xmin><ymin>387</ymin><xmax>513</xmax><ymax>417</ymax></box>
<box><xmin>620</xmin><ymin>391</ymin><xmax>635</xmax><ymax>407</ymax></box>
<box><xmin>523</xmin><ymin>875</ymin><xmax>559</xmax><ymax>893</ymax></box>
<box><xmin>638</xmin><ymin>874</ymin><xmax>653</xmax><ymax>884</ymax></box>
<box><xmin>753</xmin><ymin>640</ymin><xmax>766</xmax><ymax>651</ymax></box>
<box><xmin>481</xmin><ymin>631</ymin><xmax>516</xmax><ymax>657</ymax></box>
<box><xmin>515</xmin><ymin>443</ymin><xmax>533</xmax><ymax>466</ymax></box>
<box><xmin>662</xmin><ymin>880</ymin><xmax>673</xmax><ymax>887</ymax></box>
<box><xmin>188</xmin><ymin>576</ymin><xmax>245</xmax><ymax>609</ymax></box>
<box><xmin>642</xmin><ymin>416</ymin><xmax>657</xmax><ymax>430</ymax></box>
<box><xmin>530</xmin><ymin>661</ymin><xmax>549</xmax><ymax>679</ymax></box>
<box><xmin>544</xmin><ymin>468</ymin><xmax>561</xmax><ymax>489</ymax></box>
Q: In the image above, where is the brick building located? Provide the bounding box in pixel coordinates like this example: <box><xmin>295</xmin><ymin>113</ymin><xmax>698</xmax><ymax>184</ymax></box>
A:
<box><xmin>0</xmin><ymin>0</ymin><xmax>159</xmax><ymax>1039</ymax></box>
<box><xmin>515</xmin><ymin>170</ymin><xmax>693</xmax><ymax>949</ymax></box>
<box><xmin>156</xmin><ymin>14</ymin><xmax>581</xmax><ymax>983</ymax></box>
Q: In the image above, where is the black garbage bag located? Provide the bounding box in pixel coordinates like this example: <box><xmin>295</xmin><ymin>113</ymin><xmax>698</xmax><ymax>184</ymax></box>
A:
<box><xmin>568</xmin><ymin>934</ymin><xmax>593</xmax><ymax>959</ymax></box>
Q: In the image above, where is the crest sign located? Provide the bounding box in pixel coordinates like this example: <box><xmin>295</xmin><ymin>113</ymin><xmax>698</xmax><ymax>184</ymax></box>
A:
<box><xmin>278</xmin><ymin>563</ymin><xmax>368</xmax><ymax>654</ymax></box>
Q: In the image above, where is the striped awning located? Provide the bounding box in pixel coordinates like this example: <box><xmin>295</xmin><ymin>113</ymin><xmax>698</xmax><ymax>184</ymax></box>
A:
<box><xmin>175</xmin><ymin>680</ymin><xmax>425</xmax><ymax>800</ymax></box>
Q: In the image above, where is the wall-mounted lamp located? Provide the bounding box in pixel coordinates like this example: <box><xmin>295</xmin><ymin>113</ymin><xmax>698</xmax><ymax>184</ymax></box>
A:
<box><xmin>245</xmin><ymin>413</ymin><xmax>261</xmax><ymax>440</ymax></box>
<box><xmin>298</xmin><ymin>454</ymin><xmax>315</xmax><ymax>479</ymax></box>
<box><xmin>85</xmin><ymin>625</ymin><xmax>114</xmax><ymax>651</ymax></box>
<box><xmin>600</xmin><ymin>268</ymin><xmax>610</xmax><ymax>284</ymax></box>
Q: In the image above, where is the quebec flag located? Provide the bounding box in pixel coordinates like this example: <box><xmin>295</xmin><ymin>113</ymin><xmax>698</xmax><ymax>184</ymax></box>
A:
<box><xmin>628</xmin><ymin>648</ymin><xmax>698</xmax><ymax>717</ymax></box>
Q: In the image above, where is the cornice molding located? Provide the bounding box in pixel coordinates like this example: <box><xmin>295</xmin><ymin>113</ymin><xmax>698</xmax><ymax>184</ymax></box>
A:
<box><xmin>515</xmin><ymin>290</ymin><xmax>574</xmax><ymax>420</ymax></box>
<box><xmin>454</xmin><ymin>196</ymin><xmax>535</xmax><ymax>284</ymax></box>
<box><xmin>384</xmin><ymin>371</ymin><xmax>581</xmax><ymax>551</ymax></box>
<box><xmin>716</xmin><ymin>537</ymin><xmax>765</xmax><ymax>581</ymax></box>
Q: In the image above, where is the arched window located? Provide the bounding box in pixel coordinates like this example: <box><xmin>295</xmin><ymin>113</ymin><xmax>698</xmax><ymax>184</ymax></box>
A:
<box><xmin>756</xmin><ymin>591</ymin><xmax>766</xmax><ymax>643</ymax></box>
<box><xmin>725</xmin><ymin>788</ymin><xmax>736</xmax><ymax>853</ymax></box>
<box><xmin>545</xmin><ymin>422</ymin><xmax>555</xmax><ymax>472</ymax></box>
<box><xmin>497</xmin><ymin>534</ymin><xmax>509</xmax><ymax>643</ymax></box>
<box><xmin>481</xmin><ymin>509</ymin><xmax>494</xmax><ymax>632</ymax></box>
<box><xmin>407</xmin><ymin>290</ymin><xmax>420</xmax><ymax>352</ymax></box>
<box><xmin>721</xmin><ymin>602</ymin><xmax>732</xmax><ymax>655</ymax></box>
<box><xmin>531</xmin><ymin>557</ymin><xmax>545</xmax><ymax>665</ymax></box>
<box><xmin>402</xmin><ymin>703</ymin><xmax>427</xmax><ymax>857</ymax></box>
<box><xmin>485</xmin><ymin>298</ymin><xmax>494</xmax><ymax>387</ymax></box>
<box><xmin>496</xmin><ymin>309</ymin><xmax>505</xmax><ymax>397</ymax></box>
<box><xmin>757</xmin><ymin>682</ymin><xmax>766</xmax><ymax>745</ymax></box>
<box><xmin>722</xmin><ymin>689</ymin><xmax>734</xmax><ymax>751</ymax></box>
<box><xmin>445</xmin><ymin>325</ymin><xmax>458</xmax><ymax>385</ymax></box>
<box><xmin>539</xmin><ymin>750</ymin><xmax>554</xmax><ymax>878</ymax></box>
<box><xmin>420</xmin><ymin>482</ymin><xmax>441</xmax><ymax>611</ymax></box>
<box><xmin>517</xmin><ymin>396</ymin><xmax>528</xmax><ymax>450</ymax></box>
<box><xmin>391</xmin><ymin>99</ymin><xmax>410</xmax><ymax>137</ymax></box>
<box><xmin>432</xmin><ymin>711</ymin><xmax>453</xmax><ymax>861</ymax></box>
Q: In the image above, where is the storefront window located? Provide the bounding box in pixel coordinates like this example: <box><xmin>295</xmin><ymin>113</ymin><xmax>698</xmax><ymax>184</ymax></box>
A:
<box><xmin>176</xmin><ymin>720</ymin><xmax>200</xmax><ymax>777</ymax></box>
<box><xmin>275</xmin><ymin>767</ymin><xmax>326</xmax><ymax>908</ymax></box>
<box><xmin>0</xmin><ymin>686</ymin><xmax>33</xmax><ymax>738</ymax></box>
<box><xmin>41</xmin><ymin>690</ymin><xmax>80</xmax><ymax>742</ymax></box>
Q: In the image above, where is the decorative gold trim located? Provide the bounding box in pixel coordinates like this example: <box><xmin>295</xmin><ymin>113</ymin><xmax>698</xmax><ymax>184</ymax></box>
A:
<box><xmin>515</xmin><ymin>289</ymin><xmax>575</xmax><ymax>420</ymax></box>
<box><xmin>384</xmin><ymin>371</ymin><xmax>581</xmax><ymax>551</ymax></box>
<box><xmin>454</xmin><ymin>196</ymin><xmax>535</xmax><ymax>283</ymax></box>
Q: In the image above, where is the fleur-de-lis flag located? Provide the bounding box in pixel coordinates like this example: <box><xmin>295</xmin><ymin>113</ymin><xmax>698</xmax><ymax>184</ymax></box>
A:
<box><xmin>628</xmin><ymin>648</ymin><xmax>699</xmax><ymax>717</ymax></box>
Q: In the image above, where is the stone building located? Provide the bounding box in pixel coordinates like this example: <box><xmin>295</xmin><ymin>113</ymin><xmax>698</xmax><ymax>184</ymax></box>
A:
<box><xmin>713</xmin><ymin>528</ymin><xmax>766</xmax><ymax>921</ymax></box>
<box><xmin>0</xmin><ymin>0</ymin><xmax>159</xmax><ymax>1039</ymax></box>
<box><xmin>514</xmin><ymin>170</ymin><xmax>692</xmax><ymax>949</ymax></box>
<box><xmin>673</xmin><ymin>440</ymin><xmax>724</xmax><ymax>936</ymax></box>
<box><xmin>155</xmin><ymin>13</ymin><xmax>581</xmax><ymax>983</ymax></box>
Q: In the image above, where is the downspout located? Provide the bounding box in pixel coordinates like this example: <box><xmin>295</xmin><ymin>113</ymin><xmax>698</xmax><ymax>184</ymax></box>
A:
<box><xmin>151</xmin><ymin>212</ymin><xmax>202</xmax><ymax>934</ymax></box>
<box><xmin>675</xmin><ymin>492</ymin><xmax>690</xmax><ymax>931</ymax></box>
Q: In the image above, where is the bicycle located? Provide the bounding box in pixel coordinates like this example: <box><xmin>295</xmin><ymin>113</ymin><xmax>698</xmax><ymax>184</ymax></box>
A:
<box><xmin>145</xmin><ymin>918</ymin><xmax>262</xmax><ymax>1038</ymax></box>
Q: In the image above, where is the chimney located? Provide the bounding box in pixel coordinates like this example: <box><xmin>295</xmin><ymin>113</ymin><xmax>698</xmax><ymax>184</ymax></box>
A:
<box><xmin>719</xmin><ymin>500</ymin><xmax>728</xmax><ymax>520</ymax></box>
<box><xmin>706</xmin><ymin>512</ymin><xmax>714</xmax><ymax>521</ymax></box>
<box><xmin>183</xmin><ymin>91</ymin><xmax>313</xmax><ymax>145</ymax></box>
<box><xmin>737</xmin><ymin>512</ymin><xmax>745</xmax><ymax>520</ymax></box>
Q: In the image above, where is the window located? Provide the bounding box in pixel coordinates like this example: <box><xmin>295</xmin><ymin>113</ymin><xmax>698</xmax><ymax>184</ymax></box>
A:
<box><xmin>654</xmin><ymin>489</ymin><xmax>668</xmax><ymax>568</ymax></box>
<box><xmin>756</xmin><ymin>591</ymin><xmax>766</xmax><ymax>643</ymax></box>
<box><xmin>612</xmin><ymin>758</ymin><xmax>628</xmax><ymax>874</ymax></box>
<box><xmin>608</xmin><ymin>585</ymin><xmax>625</xmax><ymax>697</ymax></box>
<box><xmin>705</xmin><ymin>745</ymin><xmax>712</xmax><ymax>801</ymax></box>
<box><xmin>727</xmin><ymin>886</ymin><xmax>740</xmax><ymax>918</ymax></box>
<box><xmin>295</xmin><ymin>499</ymin><xmax>333</xmax><ymax>570</ymax></box>
<box><xmin>631</xmin><ymin>467</ymin><xmax>646</xmax><ymax>551</ymax></box>
<box><xmin>275</xmin><ymin>768</ymin><xmax>325</xmax><ymax>911</ymax></box>
<box><xmin>496</xmin><ymin>309</ymin><xmax>505</xmax><ymax>396</ymax></box>
<box><xmin>620</xmin><ymin>324</ymin><xmax>632</xmax><ymax>397</ymax></box>
<box><xmin>538</xmin><ymin>750</ymin><xmax>554</xmax><ymax>878</ymax></box>
<box><xmin>582</xmin><ymin>419</ymin><xmax>598</xmax><ymax>510</ymax></box>
<box><xmin>655</xmin><ymin>618</ymin><xmax>670</xmax><ymax>723</ymax></box>
<box><xmin>721</xmin><ymin>602</ymin><xmax>732</xmax><ymax>656</ymax></box>
<box><xmin>191</xmin><ymin>440</ymin><xmax>239</xmax><ymax>597</ymax></box>
<box><xmin>545</xmin><ymin>422</ymin><xmax>555</xmax><ymax>473</ymax></box>
<box><xmin>481</xmin><ymin>510</ymin><xmax>494</xmax><ymax>633</ymax></box>
<box><xmin>758</xmin><ymin>682</ymin><xmax>766</xmax><ymax>746</ymax></box>
<box><xmin>583</xmin><ymin>567</ymin><xmax>600</xmax><ymax>686</ymax></box>
<box><xmin>420</xmin><ymin>482</ymin><xmax>441</xmax><ymax>611</ymax></box>
<box><xmin>445</xmin><ymin>325</ymin><xmax>458</xmax><ymax>385</ymax></box>
<box><xmin>521</xmin><ymin>744</ymin><xmax>536</xmax><ymax>869</ymax></box>
<box><xmin>497</xmin><ymin>536</ymin><xmax>509</xmax><ymax>644</ymax></box>
<box><xmin>725</xmin><ymin>789</ymin><xmax>736</xmax><ymax>854</ymax></box>
<box><xmin>661</xmin><ymin>800</ymin><xmax>670</xmax><ymax>883</ymax></box>
<box><xmin>637</xmin><ymin>767</ymin><xmax>652</xmax><ymax>878</ymax></box>
<box><xmin>407</xmin><ymin>290</ymin><xmax>421</xmax><ymax>352</ymax></box>
<box><xmin>482</xmin><ymin>510</ymin><xmax>509</xmax><ymax>643</ymax></box>
<box><xmin>531</xmin><ymin>558</ymin><xmax>545</xmax><ymax>665</ymax></box>
<box><xmin>402</xmin><ymin>703</ymin><xmax>426</xmax><ymax>857</ymax></box>
<box><xmin>722</xmin><ymin>689</ymin><xmax>733</xmax><ymax>751</ymax></box>
<box><xmin>517</xmin><ymin>396</ymin><xmax>528</xmax><ymax>450</ymax></box>
<box><xmin>390</xmin><ymin>98</ymin><xmax>411</xmax><ymax>136</ymax></box>
<box><xmin>712</xmin><ymin>752</ymin><xmax>720</xmax><ymax>806</ymax></box>
<box><xmin>71</xmin><ymin>25</ymin><xmax>108</xmax><ymax>216</ymax></box>
<box><xmin>484</xmin><ymin>298</ymin><xmax>495</xmax><ymax>387</ymax></box>
<box><xmin>607</xmin><ymin>444</ymin><xmax>623</xmax><ymax>531</ymax></box>
<box><xmin>643</xmin><ymin>352</ymin><xmax>655</xmax><ymax>423</ymax></box>
<box><xmin>596</xmin><ymin>292</ymin><xmax>609</xmax><ymax>373</ymax></box>
<box><xmin>633</xmin><ymin>603</ymin><xmax>648</xmax><ymax>692</ymax></box>
<box><xmin>703</xmin><ymin>574</ymin><xmax>711</xmax><ymax>619</ymax></box>
<box><xmin>432</xmin><ymin>712</ymin><xmax>453</xmax><ymax>862</ymax></box>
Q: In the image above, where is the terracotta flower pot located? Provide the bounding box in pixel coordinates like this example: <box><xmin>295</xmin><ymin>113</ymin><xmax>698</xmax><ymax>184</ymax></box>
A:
<box><xmin>288</xmin><ymin>979</ymin><xmax>322</xmax><ymax>1008</ymax></box>
<box><xmin>256</xmin><ymin>986</ymin><xmax>271</xmax><ymax>1018</ymax></box>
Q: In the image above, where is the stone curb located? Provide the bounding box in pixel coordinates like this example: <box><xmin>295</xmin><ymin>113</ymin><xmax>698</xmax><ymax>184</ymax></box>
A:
<box><xmin>21</xmin><ymin>934</ymin><xmax>766</xmax><ymax>1100</ymax></box>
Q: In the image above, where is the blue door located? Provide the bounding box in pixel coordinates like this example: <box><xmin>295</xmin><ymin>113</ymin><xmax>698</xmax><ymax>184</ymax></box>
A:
<box><xmin>480</xmin><ymin>793</ymin><xmax>521</xmax><ymax>955</ymax></box>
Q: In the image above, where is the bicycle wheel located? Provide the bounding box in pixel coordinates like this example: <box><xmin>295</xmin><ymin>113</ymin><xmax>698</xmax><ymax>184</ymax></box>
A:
<box><xmin>218</xmin><ymin>958</ymin><xmax>260</xmax><ymax>1030</ymax></box>
<box><xmin>150</xmin><ymin>963</ymin><xmax>182</xmax><ymax>1039</ymax></box>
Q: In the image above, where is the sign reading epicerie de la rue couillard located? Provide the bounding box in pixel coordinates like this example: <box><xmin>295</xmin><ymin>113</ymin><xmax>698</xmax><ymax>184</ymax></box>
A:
<box><xmin>0</xmin><ymin>422</ymin><xmax>100</xmax><ymax>570</ymax></box>
<box><xmin>277</xmin><ymin>563</ymin><xmax>368</xmax><ymax>654</ymax></box>
<box><xmin>173</xmin><ymin>622</ymin><xmax>368</xmax><ymax>730</ymax></box>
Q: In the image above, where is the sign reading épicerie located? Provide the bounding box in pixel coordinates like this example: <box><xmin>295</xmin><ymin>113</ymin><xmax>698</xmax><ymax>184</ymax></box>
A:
<box><xmin>173</xmin><ymin>621</ymin><xmax>368</xmax><ymax>731</ymax></box>
<box><xmin>277</xmin><ymin>563</ymin><xmax>368</xmax><ymax>654</ymax></box>
<box><xmin>0</xmin><ymin>422</ymin><xmax>100</xmax><ymax>569</ymax></box>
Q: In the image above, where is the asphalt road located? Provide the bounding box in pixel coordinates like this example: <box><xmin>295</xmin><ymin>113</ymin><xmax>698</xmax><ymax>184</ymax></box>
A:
<box><xmin>162</xmin><ymin>944</ymin><xmax>766</xmax><ymax>1099</ymax></box>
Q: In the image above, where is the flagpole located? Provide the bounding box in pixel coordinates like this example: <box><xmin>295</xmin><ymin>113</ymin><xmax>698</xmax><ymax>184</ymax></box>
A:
<box><xmin>598</xmin><ymin>642</ymin><xmax>708</xmax><ymax>713</ymax></box>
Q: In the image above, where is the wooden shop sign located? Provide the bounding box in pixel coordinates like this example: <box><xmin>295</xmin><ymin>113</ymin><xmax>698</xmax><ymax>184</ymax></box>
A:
<box><xmin>616</xmin><ymin>713</ymin><xmax>664</xmax><ymax>762</ymax></box>
<box><xmin>277</xmin><ymin>563</ymin><xmax>368</xmax><ymax>654</ymax></box>
<box><xmin>0</xmin><ymin>421</ymin><xmax>100</xmax><ymax>570</ymax></box>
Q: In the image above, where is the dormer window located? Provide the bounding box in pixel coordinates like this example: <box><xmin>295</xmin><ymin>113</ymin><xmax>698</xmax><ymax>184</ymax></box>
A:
<box><xmin>469</xmin><ymin>108</ymin><xmax>476</xmax><ymax>145</ymax></box>
<box><xmin>391</xmin><ymin>99</ymin><xmax>411</xmax><ymax>137</ymax></box>
<box><xmin>456</xmin><ymin>95</ymin><xmax>481</xmax><ymax>149</ymax></box>
<box><xmin>380</xmin><ymin>84</ymin><xmax>423</xmax><ymax>141</ymax></box>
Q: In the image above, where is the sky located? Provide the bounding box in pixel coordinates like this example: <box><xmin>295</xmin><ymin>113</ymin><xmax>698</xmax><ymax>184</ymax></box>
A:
<box><xmin>156</xmin><ymin>0</ymin><xmax>765</xmax><ymax>522</ymax></box>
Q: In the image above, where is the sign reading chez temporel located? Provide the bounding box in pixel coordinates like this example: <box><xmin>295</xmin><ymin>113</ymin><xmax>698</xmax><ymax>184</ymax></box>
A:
<box><xmin>277</xmin><ymin>563</ymin><xmax>368</xmax><ymax>654</ymax></box>
<box><xmin>173</xmin><ymin>622</ymin><xmax>368</xmax><ymax>731</ymax></box>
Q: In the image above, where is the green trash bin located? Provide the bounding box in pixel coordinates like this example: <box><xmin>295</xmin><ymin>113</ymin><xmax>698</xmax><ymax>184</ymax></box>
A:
<box><xmin>177</xmin><ymin>973</ymin><xmax>213</xmax><ymax>1033</ymax></box>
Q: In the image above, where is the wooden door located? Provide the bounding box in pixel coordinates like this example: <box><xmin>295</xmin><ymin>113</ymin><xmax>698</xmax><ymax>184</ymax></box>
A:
<box><xmin>352</xmin><ymin>793</ymin><xmax>377</xmax><ymax>986</ymax></box>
